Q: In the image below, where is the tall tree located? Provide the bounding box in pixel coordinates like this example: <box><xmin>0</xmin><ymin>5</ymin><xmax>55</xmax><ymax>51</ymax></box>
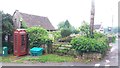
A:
<box><xmin>1</xmin><ymin>11</ymin><xmax>14</xmax><ymax>41</ymax></box>
<box><xmin>64</xmin><ymin>20</ymin><xmax>71</xmax><ymax>28</ymax></box>
<box><xmin>58</xmin><ymin>20</ymin><xmax>71</xmax><ymax>30</ymax></box>
<box><xmin>90</xmin><ymin>0</ymin><xmax>95</xmax><ymax>38</ymax></box>
<box><xmin>58</xmin><ymin>20</ymin><xmax>79</xmax><ymax>34</ymax></box>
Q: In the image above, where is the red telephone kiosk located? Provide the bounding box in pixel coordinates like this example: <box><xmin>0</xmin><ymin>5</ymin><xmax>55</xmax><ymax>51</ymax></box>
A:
<box><xmin>14</xmin><ymin>29</ymin><xmax>28</xmax><ymax>56</ymax></box>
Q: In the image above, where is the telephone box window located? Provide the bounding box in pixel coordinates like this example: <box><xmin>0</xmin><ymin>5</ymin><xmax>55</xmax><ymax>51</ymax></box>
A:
<box><xmin>21</xmin><ymin>35</ymin><xmax>25</xmax><ymax>46</ymax></box>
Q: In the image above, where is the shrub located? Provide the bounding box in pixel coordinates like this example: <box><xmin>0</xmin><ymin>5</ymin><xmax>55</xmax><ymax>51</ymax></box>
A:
<box><xmin>58</xmin><ymin>36</ymin><xmax>72</xmax><ymax>42</ymax></box>
<box><xmin>70</xmin><ymin>36</ymin><xmax>109</xmax><ymax>55</ymax></box>
<box><xmin>26</xmin><ymin>27</ymin><xmax>49</xmax><ymax>48</ymax></box>
<box><xmin>72</xmin><ymin>29</ymin><xmax>79</xmax><ymax>34</ymax></box>
<box><xmin>21</xmin><ymin>21</ymin><xmax>28</xmax><ymax>28</ymax></box>
<box><xmin>50</xmin><ymin>31</ymin><xmax>62</xmax><ymax>40</ymax></box>
<box><xmin>107</xmin><ymin>34</ymin><xmax>116</xmax><ymax>43</ymax></box>
<box><xmin>79</xmin><ymin>22</ymin><xmax>90</xmax><ymax>37</ymax></box>
<box><xmin>111</xmin><ymin>36</ymin><xmax>116</xmax><ymax>43</ymax></box>
<box><xmin>94</xmin><ymin>32</ymin><xmax>106</xmax><ymax>39</ymax></box>
<box><xmin>61</xmin><ymin>28</ymin><xmax>72</xmax><ymax>38</ymax></box>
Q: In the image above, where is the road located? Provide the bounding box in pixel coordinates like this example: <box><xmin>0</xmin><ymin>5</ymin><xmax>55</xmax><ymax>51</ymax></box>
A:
<box><xmin>2</xmin><ymin>38</ymin><xmax>119</xmax><ymax>67</ymax></box>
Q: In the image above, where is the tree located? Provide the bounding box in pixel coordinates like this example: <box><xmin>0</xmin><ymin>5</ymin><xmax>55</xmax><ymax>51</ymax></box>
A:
<box><xmin>64</xmin><ymin>20</ymin><xmax>71</xmax><ymax>28</ymax></box>
<box><xmin>1</xmin><ymin>11</ymin><xmax>14</xmax><ymax>36</ymax></box>
<box><xmin>58</xmin><ymin>20</ymin><xmax>72</xmax><ymax>37</ymax></box>
<box><xmin>71</xmin><ymin>26</ymin><xmax>79</xmax><ymax>34</ymax></box>
<box><xmin>58</xmin><ymin>20</ymin><xmax>79</xmax><ymax>36</ymax></box>
<box><xmin>1</xmin><ymin>11</ymin><xmax>14</xmax><ymax>53</ymax></box>
<box><xmin>58</xmin><ymin>20</ymin><xmax>72</xmax><ymax>30</ymax></box>
<box><xmin>58</xmin><ymin>21</ymin><xmax>64</xmax><ymax>30</ymax></box>
<box><xmin>61</xmin><ymin>28</ymin><xmax>72</xmax><ymax>37</ymax></box>
<box><xmin>1</xmin><ymin>11</ymin><xmax>14</xmax><ymax>43</ymax></box>
<box><xmin>79</xmin><ymin>21</ymin><xmax>90</xmax><ymax>37</ymax></box>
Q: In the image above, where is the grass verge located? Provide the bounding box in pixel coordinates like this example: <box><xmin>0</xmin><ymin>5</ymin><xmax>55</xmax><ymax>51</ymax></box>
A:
<box><xmin>1</xmin><ymin>54</ymin><xmax>79</xmax><ymax>63</ymax></box>
<box><xmin>20</xmin><ymin>54</ymin><xmax>77</xmax><ymax>63</ymax></box>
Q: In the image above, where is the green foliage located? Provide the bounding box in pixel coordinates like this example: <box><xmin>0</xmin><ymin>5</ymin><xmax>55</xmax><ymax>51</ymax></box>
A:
<box><xmin>1</xmin><ymin>11</ymin><xmax>13</xmax><ymax>35</ymax></box>
<box><xmin>21</xmin><ymin>21</ymin><xmax>28</xmax><ymax>28</ymax></box>
<box><xmin>50</xmin><ymin>31</ymin><xmax>62</xmax><ymax>40</ymax></box>
<box><xmin>2</xmin><ymin>41</ymin><xmax>13</xmax><ymax>54</ymax></box>
<box><xmin>58</xmin><ymin>20</ymin><xmax>71</xmax><ymax>30</ymax></box>
<box><xmin>61</xmin><ymin>28</ymin><xmax>72</xmax><ymax>37</ymax></box>
<box><xmin>94</xmin><ymin>32</ymin><xmax>106</xmax><ymax>39</ymax></box>
<box><xmin>1</xmin><ymin>11</ymin><xmax>14</xmax><ymax>54</ymax></box>
<box><xmin>107</xmin><ymin>34</ymin><xmax>116</xmax><ymax>43</ymax></box>
<box><xmin>1</xmin><ymin>54</ymin><xmax>77</xmax><ymax>63</ymax></box>
<box><xmin>79</xmin><ymin>21</ymin><xmax>90</xmax><ymax>37</ymax></box>
<box><xmin>18</xmin><ymin>54</ymin><xmax>75</xmax><ymax>63</ymax></box>
<box><xmin>2</xmin><ymin>57</ymin><xmax>12</xmax><ymax>62</ymax></box>
<box><xmin>58</xmin><ymin>20</ymin><xmax>79</xmax><ymax>37</ymax></box>
<box><xmin>70</xmin><ymin>33</ymin><xmax>109</xmax><ymax>55</ymax></box>
<box><xmin>0</xmin><ymin>57</ymin><xmax>2</xmax><ymax>62</ymax></box>
<box><xmin>58</xmin><ymin>21</ymin><xmax>65</xmax><ymax>29</ymax></box>
<box><xmin>72</xmin><ymin>29</ymin><xmax>80</xmax><ymax>34</ymax></box>
<box><xmin>111</xmin><ymin>36</ymin><xmax>116</xmax><ymax>43</ymax></box>
<box><xmin>58</xmin><ymin>36</ymin><xmax>72</xmax><ymax>42</ymax></box>
<box><xmin>26</xmin><ymin>27</ymin><xmax>49</xmax><ymax>48</ymax></box>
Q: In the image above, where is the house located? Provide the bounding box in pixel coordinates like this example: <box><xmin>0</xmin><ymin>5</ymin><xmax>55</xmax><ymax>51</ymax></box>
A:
<box><xmin>12</xmin><ymin>10</ymin><xmax>55</xmax><ymax>31</ymax></box>
<box><xmin>94</xmin><ymin>24</ymin><xmax>104</xmax><ymax>33</ymax></box>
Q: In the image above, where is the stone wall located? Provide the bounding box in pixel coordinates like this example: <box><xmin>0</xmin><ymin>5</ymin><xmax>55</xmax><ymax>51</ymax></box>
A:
<box><xmin>77</xmin><ymin>53</ymin><xmax>102</xmax><ymax>60</ymax></box>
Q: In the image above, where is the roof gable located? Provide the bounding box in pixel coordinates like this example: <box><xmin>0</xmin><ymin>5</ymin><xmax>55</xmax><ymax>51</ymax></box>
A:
<box><xmin>19</xmin><ymin>12</ymin><xmax>55</xmax><ymax>30</ymax></box>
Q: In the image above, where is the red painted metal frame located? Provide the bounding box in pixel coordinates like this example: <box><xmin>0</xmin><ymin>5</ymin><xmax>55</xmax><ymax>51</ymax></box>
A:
<box><xmin>14</xmin><ymin>29</ymin><xmax>27</xmax><ymax>56</ymax></box>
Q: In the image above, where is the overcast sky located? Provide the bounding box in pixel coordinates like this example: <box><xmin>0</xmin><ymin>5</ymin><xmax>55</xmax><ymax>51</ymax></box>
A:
<box><xmin>0</xmin><ymin>0</ymin><xmax>119</xmax><ymax>29</ymax></box>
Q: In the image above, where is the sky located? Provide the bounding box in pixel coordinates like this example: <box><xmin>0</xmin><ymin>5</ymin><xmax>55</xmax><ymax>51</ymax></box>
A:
<box><xmin>0</xmin><ymin>0</ymin><xmax>119</xmax><ymax>29</ymax></box>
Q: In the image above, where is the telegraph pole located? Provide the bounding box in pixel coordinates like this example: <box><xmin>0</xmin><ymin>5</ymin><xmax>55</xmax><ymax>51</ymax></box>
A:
<box><xmin>90</xmin><ymin>0</ymin><xmax>95</xmax><ymax>38</ymax></box>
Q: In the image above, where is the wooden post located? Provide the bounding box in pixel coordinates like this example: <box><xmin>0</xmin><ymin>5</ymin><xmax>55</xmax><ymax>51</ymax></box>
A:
<box><xmin>90</xmin><ymin>0</ymin><xmax>95</xmax><ymax>38</ymax></box>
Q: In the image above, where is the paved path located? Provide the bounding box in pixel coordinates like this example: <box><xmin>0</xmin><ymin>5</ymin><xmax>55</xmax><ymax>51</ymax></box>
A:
<box><xmin>2</xmin><ymin>39</ymin><xmax>119</xmax><ymax>67</ymax></box>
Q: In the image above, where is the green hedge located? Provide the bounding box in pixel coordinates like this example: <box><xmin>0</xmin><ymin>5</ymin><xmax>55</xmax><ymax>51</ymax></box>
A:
<box><xmin>70</xmin><ymin>33</ymin><xmax>109</xmax><ymax>55</ymax></box>
<box><xmin>26</xmin><ymin>27</ymin><xmax>50</xmax><ymax>48</ymax></box>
